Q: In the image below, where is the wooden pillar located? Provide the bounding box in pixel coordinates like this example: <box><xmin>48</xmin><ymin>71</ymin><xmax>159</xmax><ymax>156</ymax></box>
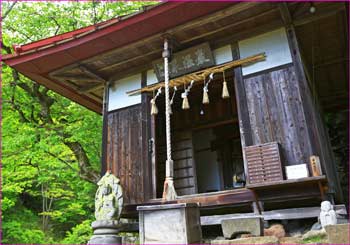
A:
<box><xmin>230</xmin><ymin>43</ymin><xmax>253</xmax><ymax>181</ymax></box>
<box><xmin>150</xmin><ymin>114</ymin><xmax>157</xmax><ymax>198</ymax></box>
<box><xmin>100</xmin><ymin>82</ymin><xmax>109</xmax><ymax>176</ymax></box>
<box><xmin>141</xmin><ymin>71</ymin><xmax>153</xmax><ymax>201</ymax></box>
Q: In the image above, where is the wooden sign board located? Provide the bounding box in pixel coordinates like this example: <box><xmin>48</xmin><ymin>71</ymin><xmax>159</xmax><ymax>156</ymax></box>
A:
<box><xmin>310</xmin><ymin>155</ymin><xmax>322</xmax><ymax>176</ymax></box>
<box><xmin>153</xmin><ymin>42</ymin><xmax>215</xmax><ymax>82</ymax></box>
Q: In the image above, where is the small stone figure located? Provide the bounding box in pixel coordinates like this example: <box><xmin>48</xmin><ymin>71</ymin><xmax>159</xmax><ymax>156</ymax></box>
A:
<box><xmin>319</xmin><ymin>200</ymin><xmax>337</xmax><ymax>228</ymax></box>
<box><xmin>88</xmin><ymin>171</ymin><xmax>123</xmax><ymax>244</ymax></box>
<box><xmin>95</xmin><ymin>171</ymin><xmax>123</xmax><ymax>221</ymax></box>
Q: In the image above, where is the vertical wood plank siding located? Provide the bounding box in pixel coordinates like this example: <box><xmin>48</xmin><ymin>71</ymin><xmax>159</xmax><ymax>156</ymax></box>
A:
<box><xmin>107</xmin><ymin>105</ymin><xmax>145</xmax><ymax>204</ymax></box>
<box><xmin>244</xmin><ymin>65</ymin><xmax>311</xmax><ymax>166</ymax></box>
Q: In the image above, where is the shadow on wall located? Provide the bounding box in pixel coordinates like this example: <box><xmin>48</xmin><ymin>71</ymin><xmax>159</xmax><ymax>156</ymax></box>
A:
<box><xmin>325</xmin><ymin>110</ymin><xmax>349</xmax><ymax>208</ymax></box>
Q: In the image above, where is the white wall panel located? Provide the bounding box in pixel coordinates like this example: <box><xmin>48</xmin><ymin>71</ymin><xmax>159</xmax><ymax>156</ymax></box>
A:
<box><xmin>108</xmin><ymin>74</ymin><xmax>141</xmax><ymax>111</ymax></box>
<box><xmin>213</xmin><ymin>45</ymin><xmax>233</xmax><ymax>65</ymax></box>
<box><xmin>146</xmin><ymin>69</ymin><xmax>158</xmax><ymax>85</ymax></box>
<box><xmin>239</xmin><ymin>28</ymin><xmax>292</xmax><ymax>76</ymax></box>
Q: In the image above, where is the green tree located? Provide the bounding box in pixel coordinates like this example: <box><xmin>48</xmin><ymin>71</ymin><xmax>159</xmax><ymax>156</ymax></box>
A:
<box><xmin>1</xmin><ymin>1</ymin><xmax>157</xmax><ymax>244</ymax></box>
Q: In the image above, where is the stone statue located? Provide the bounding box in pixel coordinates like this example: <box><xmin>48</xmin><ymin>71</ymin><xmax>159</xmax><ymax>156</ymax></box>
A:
<box><xmin>319</xmin><ymin>201</ymin><xmax>337</xmax><ymax>228</ymax></box>
<box><xmin>95</xmin><ymin>171</ymin><xmax>123</xmax><ymax>221</ymax></box>
<box><xmin>88</xmin><ymin>171</ymin><xmax>123</xmax><ymax>244</ymax></box>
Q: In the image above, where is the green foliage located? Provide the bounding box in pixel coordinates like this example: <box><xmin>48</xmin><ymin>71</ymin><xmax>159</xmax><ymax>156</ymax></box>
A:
<box><xmin>301</xmin><ymin>235</ymin><xmax>328</xmax><ymax>244</ymax></box>
<box><xmin>1</xmin><ymin>1</ymin><xmax>158</xmax><ymax>244</ymax></box>
<box><xmin>61</xmin><ymin>220</ymin><xmax>93</xmax><ymax>244</ymax></box>
<box><xmin>2</xmin><ymin>207</ymin><xmax>48</xmax><ymax>244</ymax></box>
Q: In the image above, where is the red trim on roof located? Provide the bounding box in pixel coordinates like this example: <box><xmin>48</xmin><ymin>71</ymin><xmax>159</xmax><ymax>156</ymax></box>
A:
<box><xmin>3</xmin><ymin>1</ymin><xmax>234</xmax><ymax>112</ymax></box>
<box><xmin>3</xmin><ymin>2</ymin><xmax>182</xmax><ymax>63</ymax></box>
<box><xmin>10</xmin><ymin>4</ymin><xmax>164</xmax><ymax>54</ymax></box>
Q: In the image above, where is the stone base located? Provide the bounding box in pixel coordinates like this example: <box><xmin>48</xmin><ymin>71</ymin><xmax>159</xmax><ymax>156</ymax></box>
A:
<box><xmin>211</xmin><ymin>236</ymin><xmax>279</xmax><ymax>244</ymax></box>
<box><xmin>221</xmin><ymin>216</ymin><xmax>263</xmax><ymax>239</ymax></box>
<box><xmin>88</xmin><ymin>220</ymin><xmax>122</xmax><ymax>244</ymax></box>
<box><xmin>325</xmin><ymin>223</ymin><xmax>350</xmax><ymax>244</ymax></box>
<box><xmin>137</xmin><ymin>203</ymin><xmax>202</xmax><ymax>244</ymax></box>
<box><xmin>88</xmin><ymin>235</ymin><xmax>122</xmax><ymax>244</ymax></box>
<box><xmin>279</xmin><ymin>237</ymin><xmax>302</xmax><ymax>244</ymax></box>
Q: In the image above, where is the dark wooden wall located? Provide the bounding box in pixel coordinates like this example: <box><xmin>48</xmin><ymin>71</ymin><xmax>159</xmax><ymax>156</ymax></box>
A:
<box><xmin>243</xmin><ymin>65</ymin><xmax>311</xmax><ymax>166</ymax></box>
<box><xmin>107</xmin><ymin>105</ymin><xmax>148</xmax><ymax>205</ymax></box>
<box><xmin>232</xmin><ymin>33</ymin><xmax>342</xmax><ymax>201</ymax></box>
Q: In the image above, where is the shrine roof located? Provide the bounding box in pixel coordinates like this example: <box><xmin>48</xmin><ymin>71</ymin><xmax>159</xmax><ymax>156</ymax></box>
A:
<box><xmin>2</xmin><ymin>1</ymin><xmax>233</xmax><ymax>113</ymax></box>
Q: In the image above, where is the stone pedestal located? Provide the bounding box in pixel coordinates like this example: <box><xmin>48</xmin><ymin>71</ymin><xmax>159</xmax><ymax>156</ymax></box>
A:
<box><xmin>221</xmin><ymin>216</ymin><xmax>263</xmax><ymax>239</ymax></box>
<box><xmin>325</xmin><ymin>223</ymin><xmax>350</xmax><ymax>244</ymax></box>
<box><xmin>137</xmin><ymin>203</ymin><xmax>202</xmax><ymax>244</ymax></box>
<box><xmin>88</xmin><ymin>220</ymin><xmax>122</xmax><ymax>244</ymax></box>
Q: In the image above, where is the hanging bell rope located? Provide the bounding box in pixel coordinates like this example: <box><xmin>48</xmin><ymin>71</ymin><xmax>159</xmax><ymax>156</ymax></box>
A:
<box><xmin>162</xmin><ymin>38</ymin><xmax>177</xmax><ymax>201</ymax></box>
<box><xmin>202</xmin><ymin>73</ymin><xmax>214</xmax><ymax>105</ymax></box>
<box><xmin>150</xmin><ymin>87</ymin><xmax>162</xmax><ymax>115</ymax></box>
<box><xmin>222</xmin><ymin>71</ymin><xmax>230</xmax><ymax>99</ymax></box>
<box><xmin>169</xmin><ymin>86</ymin><xmax>177</xmax><ymax>115</ymax></box>
<box><xmin>181</xmin><ymin>80</ymin><xmax>194</xmax><ymax>110</ymax></box>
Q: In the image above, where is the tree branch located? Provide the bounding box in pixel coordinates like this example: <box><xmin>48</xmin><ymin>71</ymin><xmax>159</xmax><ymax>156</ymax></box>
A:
<box><xmin>1</xmin><ymin>41</ymin><xmax>12</xmax><ymax>54</ymax></box>
<box><xmin>64</xmin><ymin>141</ymin><xmax>100</xmax><ymax>183</ymax></box>
<box><xmin>45</xmin><ymin>151</ymin><xmax>76</xmax><ymax>172</ymax></box>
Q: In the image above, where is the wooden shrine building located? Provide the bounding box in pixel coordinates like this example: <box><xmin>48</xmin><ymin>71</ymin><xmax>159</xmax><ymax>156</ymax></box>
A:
<box><xmin>4</xmin><ymin>2</ymin><xmax>348</xmax><ymax>220</ymax></box>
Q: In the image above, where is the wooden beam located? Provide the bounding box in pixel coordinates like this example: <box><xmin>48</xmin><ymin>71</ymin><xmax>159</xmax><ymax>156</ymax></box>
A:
<box><xmin>99</xmin><ymin>7</ymin><xmax>277</xmax><ymax>75</ymax></box>
<box><xmin>100</xmin><ymin>81</ymin><xmax>109</xmax><ymax>176</ymax></box>
<box><xmin>127</xmin><ymin>53</ymin><xmax>266</xmax><ymax>95</ymax></box>
<box><xmin>61</xmin><ymin>79</ymin><xmax>103</xmax><ymax>103</ymax></box>
<box><xmin>51</xmin><ymin>74</ymin><xmax>96</xmax><ymax>82</ymax></box>
<box><xmin>141</xmin><ymin>70</ymin><xmax>153</xmax><ymax>201</ymax></box>
<box><xmin>79</xmin><ymin>83</ymin><xmax>105</xmax><ymax>94</ymax></box>
<box><xmin>293</xmin><ymin>4</ymin><xmax>346</xmax><ymax>27</ymax></box>
<box><xmin>51</xmin><ymin>64</ymin><xmax>106</xmax><ymax>95</ymax></box>
<box><xmin>78</xmin><ymin>65</ymin><xmax>106</xmax><ymax>82</ymax></box>
<box><xmin>230</xmin><ymin>43</ymin><xmax>253</xmax><ymax>182</ymax></box>
<box><xmin>176</xmin><ymin>8</ymin><xmax>278</xmax><ymax>45</ymax></box>
<box><xmin>50</xmin><ymin>2</ymin><xmax>259</xmax><ymax>77</ymax></box>
<box><xmin>314</xmin><ymin>57</ymin><xmax>349</xmax><ymax>69</ymax></box>
<box><xmin>98</xmin><ymin>49</ymin><xmax>161</xmax><ymax>73</ymax></box>
<box><xmin>279</xmin><ymin>2</ymin><xmax>345</xmax><ymax>28</ymax></box>
<box><xmin>279</xmin><ymin>3</ymin><xmax>292</xmax><ymax>26</ymax></box>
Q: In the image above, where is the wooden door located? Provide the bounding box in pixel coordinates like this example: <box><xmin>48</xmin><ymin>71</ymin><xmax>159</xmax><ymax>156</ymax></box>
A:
<box><xmin>107</xmin><ymin>105</ymin><xmax>147</xmax><ymax>204</ymax></box>
<box><xmin>157</xmin><ymin>130</ymin><xmax>198</xmax><ymax>196</ymax></box>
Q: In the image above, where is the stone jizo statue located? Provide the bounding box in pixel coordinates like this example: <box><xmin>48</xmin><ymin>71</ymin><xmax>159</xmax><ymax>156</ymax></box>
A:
<box><xmin>88</xmin><ymin>171</ymin><xmax>124</xmax><ymax>244</ymax></box>
<box><xmin>95</xmin><ymin>171</ymin><xmax>123</xmax><ymax>221</ymax></box>
<box><xmin>319</xmin><ymin>200</ymin><xmax>337</xmax><ymax>228</ymax></box>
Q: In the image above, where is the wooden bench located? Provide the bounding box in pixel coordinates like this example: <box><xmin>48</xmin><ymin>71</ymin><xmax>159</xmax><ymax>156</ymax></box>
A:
<box><xmin>246</xmin><ymin>176</ymin><xmax>328</xmax><ymax>211</ymax></box>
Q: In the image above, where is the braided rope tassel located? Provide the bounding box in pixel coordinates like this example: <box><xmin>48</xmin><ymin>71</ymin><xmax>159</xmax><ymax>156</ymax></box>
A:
<box><xmin>222</xmin><ymin>71</ymin><xmax>230</xmax><ymax>99</ymax></box>
<box><xmin>150</xmin><ymin>87</ymin><xmax>162</xmax><ymax>115</ymax></box>
<box><xmin>182</xmin><ymin>80</ymin><xmax>194</xmax><ymax>110</ymax></box>
<box><xmin>202</xmin><ymin>73</ymin><xmax>214</xmax><ymax>104</ymax></box>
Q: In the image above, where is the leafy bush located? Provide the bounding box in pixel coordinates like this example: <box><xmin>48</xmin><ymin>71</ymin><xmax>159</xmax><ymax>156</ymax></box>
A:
<box><xmin>2</xmin><ymin>220</ymin><xmax>46</xmax><ymax>244</ymax></box>
<box><xmin>61</xmin><ymin>220</ymin><xmax>93</xmax><ymax>244</ymax></box>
